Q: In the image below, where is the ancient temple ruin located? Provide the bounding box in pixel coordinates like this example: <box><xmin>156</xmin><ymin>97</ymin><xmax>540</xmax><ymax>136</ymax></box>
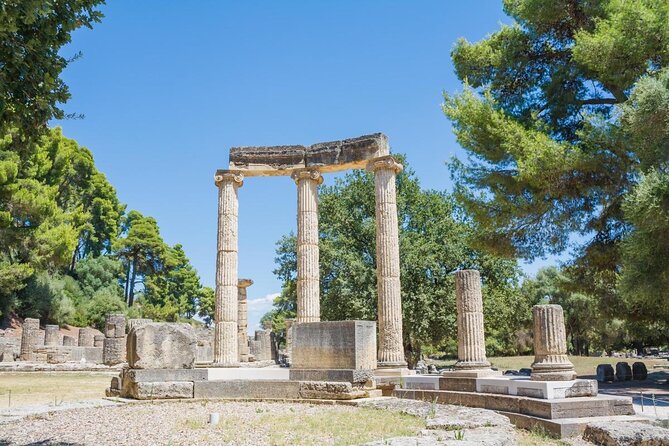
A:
<box><xmin>212</xmin><ymin>133</ymin><xmax>406</xmax><ymax>371</ymax></box>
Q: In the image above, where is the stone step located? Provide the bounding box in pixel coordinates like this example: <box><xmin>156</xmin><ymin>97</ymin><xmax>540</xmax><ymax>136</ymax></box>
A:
<box><xmin>394</xmin><ymin>389</ymin><xmax>635</xmax><ymax>420</ymax></box>
<box><xmin>499</xmin><ymin>411</ymin><xmax>650</xmax><ymax>439</ymax></box>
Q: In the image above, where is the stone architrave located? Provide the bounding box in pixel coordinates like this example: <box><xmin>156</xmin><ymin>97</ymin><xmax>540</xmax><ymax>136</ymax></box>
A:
<box><xmin>237</xmin><ymin>278</ymin><xmax>253</xmax><ymax>362</ymax></box>
<box><xmin>291</xmin><ymin>168</ymin><xmax>323</xmax><ymax>323</ymax></box>
<box><xmin>20</xmin><ymin>318</ymin><xmax>41</xmax><ymax>361</ymax></box>
<box><xmin>44</xmin><ymin>324</ymin><xmax>60</xmax><ymax>346</ymax></box>
<box><xmin>530</xmin><ymin>305</ymin><xmax>577</xmax><ymax>381</ymax></box>
<box><xmin>367</xmin><ymin>156</ymin><xmax>406</xmax><ymax>369</ymax></box>
<box><xmin>78</xmin><ymin>327</ymin><xmax>96</xmax><ymax>347</ymax></box>
<box><xmin>213</xmin><ymin>171</ymin><xmax>243</xmax><ymax>367</ymax></box>
<box><xmin>451</xmin><ymin>270</ymin><xmax>494</xmax><ymax>374</ymax></box>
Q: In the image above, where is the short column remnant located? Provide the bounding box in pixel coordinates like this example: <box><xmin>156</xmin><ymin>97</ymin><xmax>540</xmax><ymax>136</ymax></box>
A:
<box><xmin>596</xmin><ymin>364</ymin><xmax>615</xmax><ymax>383</ymax></box>
<box><xmin>103</xmin><ymin>313</ymin><xmax>126</xmax><ymax>366</ymax></box>
<box><xmin>78</xmin><ymin>327</ymin><xmax>96</xmax><ymax>347</ymax></box>
<box><xmin>284</xmin><ymin>318</ymin><xmax>295</xmax><ymax>365</ymax></box>
<box><xmin>213</xmin><ymin>171</ymin><xmax>243</xmax><ymax>367</ymax></box>
<box><xmin>615</xmin><ymin>362</ymin><xmax>632</xmax><ymax>381</ymax></box>
<box><xmin>63</xmin><ymin>335</ymin><xmax>76</xmax><ymax>347</ymax></box>
<box><xmin>291</xmin><ymin>168</ymin><xmax>323</xmax><ymax>323</ymax></box>
<box><xmin>531</xmin><ymin>305</ymin><xmax>576</xmax><ymax>381</ymax></box>
<box><xmin>451</xmin><ymin>270</ymin><xmax>494</xmax><ymax>376</ymax></box>
<box><xmin>237</xmin><ymin>278</ymin><xmax>253</xmax><ymax>362</ymax></box>
<box><xmin>44</xmin><ymin>324</ymin><xmax>60</xmax><ymax>346</ymax></box>
<box><xmin>20</xmin><ymin>318</ymin><xmax>41</xmax><ymax>361</ymax></box>
<box><xmin>632</xmin><ymin>362</ymin><xmax>648</xmax><ymax>381</ymax></box>
<box><xmin>94</xmin><ymin>335</ymin><xmax>105</xmax><ymax>348</ymax></box>
<box><xmin>367</xmin><ymin>156</ymin><xmax>406</xmax><ymax>369</ymax></box>
<box><xmin>109</xmin><ymin>322</ymin><xmax>205</xmax><ymax>399</ymax></box>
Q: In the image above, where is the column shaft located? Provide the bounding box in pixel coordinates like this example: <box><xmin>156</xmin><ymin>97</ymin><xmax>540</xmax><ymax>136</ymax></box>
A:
<box><xmin>237</xmin><ymin>279</ymin><xmax>252</xmax><ymax>362</ymax></box>
<box><xmin>213</xmin><ymin>171</ymin><xmax>243</xmax><ymax>367</ymax></box>
<box><xmin>292</xmin><ymin>169</ymin><xmax>322</xmax><ymax>323</ymax></box>
<box><xmin>369</xmin><ymin>156</ymin><xmax>406</xmax><ymax>368</ymax></box>
<box><xmin>454</xmin><ymin>270</ymin><xmax>491</xmax><ymax>370</ymax></box>
<box><xmin>531</xmin><ymin>304</ymin><xmax>576</xmax><ymax>381</ymax></box>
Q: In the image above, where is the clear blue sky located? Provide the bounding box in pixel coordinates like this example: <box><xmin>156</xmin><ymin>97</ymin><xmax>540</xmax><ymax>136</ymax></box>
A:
<box><xmin>55</xmin><ymin>1</ymin><xmax>563</xmax><ymax>332</ymax></box>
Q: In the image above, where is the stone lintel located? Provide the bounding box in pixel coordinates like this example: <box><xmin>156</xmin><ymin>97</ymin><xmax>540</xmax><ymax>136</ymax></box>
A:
<box><xmin>227</xmin><ymin>133</ymin><xmax>389</xmax><ymax>176</ymax></box>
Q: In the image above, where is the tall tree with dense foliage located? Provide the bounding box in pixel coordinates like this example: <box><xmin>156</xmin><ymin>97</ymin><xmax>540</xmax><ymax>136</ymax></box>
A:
<box><xmin>443</xmin><ymin>0</ymin><xmax>669</xmax><ymax>324</ymax></box>
<box><xmin>267</xmin><ymin>157</ymin><xmax>526</xmax><ymax>365</ymax></box>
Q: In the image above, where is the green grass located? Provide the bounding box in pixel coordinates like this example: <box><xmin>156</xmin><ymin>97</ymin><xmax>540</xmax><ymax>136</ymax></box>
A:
<box><xmin>431</xmin><ymin>355</ymin><xmax>666</xmax><ymax>377</ymax></box>
<box><xmin>0</xmin><ymin>372</ymin><xmax>114</xmax><ymax>409</ymax></box>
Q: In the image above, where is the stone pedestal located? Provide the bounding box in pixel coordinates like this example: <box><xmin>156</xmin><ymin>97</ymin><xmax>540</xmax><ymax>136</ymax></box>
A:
<box><xmin>213</xmin><ymin>171</ymin><xmax>243</xmax><ymax>367</ymax></box>
<box><xmin>237</xmin><ymin>279</ymin><xmax>253</xmax><ymax>362</ymax></box>
<box><xmin>452</xmin><ymin>270</ymin><xmax>493</xmax><ymax>374</ymax></box>
<box><xmin>78</xmin><ymin>327</ymin><xmax>96</xmax><ymax>347</ymax></box>
<box><xmin>20</xmin><ymin>318</ymin><xmax>41</xmax><ymax>361</ymax></box>
<box><xmin>368</xmin><ymin>156</ymin><xmax>406</xmax><ymax>369</ymax></box>
<box><xmin>292</xmin><ymin>169</ymin><xmax>322</xmax><ymax>323</ymax></box>
<box><xmin>531</xmin><ymin>305</ymin><xmax>576</xmax><ymax>381</ymax></box>
<box><xmin>44</xmin><ymin>324</ymin><xmax>59</xmax><ymax>346</ymax></box>
<box><xmin>63</xmin><ymin>335</ymin><xmax>76</xmax><ymax>346</ymax></box>
<box><xmin>103</xmin><ymin>313</ymin><xmax>127</xmax><ymax>365</ymax></box>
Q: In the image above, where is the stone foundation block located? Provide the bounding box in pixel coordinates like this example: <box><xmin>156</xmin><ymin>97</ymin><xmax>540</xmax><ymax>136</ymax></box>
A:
<box><xmin>127</xmin><ymin>322</ymin><xmax>196</xmax><ymax>369</ymax></box>
<box><xmin>69</xmin><ymin>346</ymin><xmax>102</xmax><ymax>363</ymax></box>
<box><xmin>289</xmin><ymin>368</ymin><xmax>374</xmax><ymax>384</ymax></box>
<box><xmin>123</xmin><ymin>368</ymin><xmax>208</xmax><ymax>383</ymax></box>
<box><xmin>103</xmin><ymin>337</ymin><xmax>126</xmax><ymax>365</ymax></box>
<box><xmin>584</xmin><ymin>420</ymin><xmax>669</xmax><ymax>446</ymax></box>
<box><xmin>123</xmin><ymin>381</ymin><xmax>194</xmax><ymax>399</ymax></box>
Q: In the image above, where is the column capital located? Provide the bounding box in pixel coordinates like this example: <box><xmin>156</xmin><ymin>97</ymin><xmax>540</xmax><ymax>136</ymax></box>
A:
<box><xmin>291</xmin><ymin>168</ymin><xmax>323</xmax><ymax>185</ymax></box>
<box><xmin>366</xmin><ymin>155</ymin><xmax>403</xmax><ymax>174</ymax></box>
<box><xmin>214</xmin><ymin>170</ymin><xmax>244</xmax><ymax>187</ymax></box>
<box><xmin>237</xmin><ymin>278</ymin><xmax>254</xmax><ymax>289</ymax></box>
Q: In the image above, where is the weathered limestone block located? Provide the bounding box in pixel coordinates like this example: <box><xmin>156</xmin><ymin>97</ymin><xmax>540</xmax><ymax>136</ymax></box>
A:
<box><xmin>584</xmin><ymin>420</ymin><xmax>669</xmax><ymax>446</ymax></box>
<box><xmin>124</xmin><ymin>381</ymin><xmax>194</xmax><ymax>400</ymax></box>
<box><xmin>78</xmin><ymin>327</ymin><xmax>96</xmax><ymax>347</ymax></box>
<box><xmin>229</xmin><ymin>145</ymin><xmax>306</xmax><ymax>175</ymax></box>
<box><xmin>20</xmin><ymin>318</ymin><xmax>41</xmax><ymax>361</ymax></box>
<box><xmin>44</xmin><ymin>325</ymin><xmax>60</xmax><ymax>346</ymax></box>
<box><xmin>284</xmin><ymin>318</ymin><xmax>295</xmax><ymax>365</ymax></box>
<box><xmin>306</xmin><ymin>133</ymin><xmax>389</xmax><ymax>173</ymax></box>
<box><xmin>249</xmin><ymin>339</ymin><xmax>261</xmax><ymax>360</ymax></box>
<box><xmin>123</xmin><ymin>368</ymin><xmax>208</xmax><ymax>383</ymax></box>
<box><xmin>632</xmin><ymin>361</ymin><xmax>648</xmax><ymax>381</ymax></box>
<box><xmin>63</xmin><ymin>335</ymin><xmax>76</xmax><ymax>346</ymax></box>
<box><xmin>290</xmin><ymin>321</ymin><xmax>376</xmax><ymax>384</ymax></box>
<box><xmin>45</xmin><ymin>347</ymin><xmax>71</xmax><ymax>364</ymax></box>
<box><xmin>237</xmin><ymin>278</ymin><xmax>252</xmax><ymax>362</ymax></box>
<box><xmin>103</xmin><ymin>337</ymin><xmax>126</xmax><ymax>365</ymax></box>
<box><xmin>93</xmin><ymin>335</ymin><xmax>105</xmax><ymax>348</ymax></box>
<box><xmin>0</xmin><ymin>351</ymin><xmax>14</xmax><ymax>362</ymax></box>
<box><xmin>254</xmin><ymin>330</ymin><xmax>273</xmax><ymax>362</ymax></box>
<box><xmin>69</xmin><ymin>346</ymin><xmax>103</xmax><ymax>363</ymax></box>
<box><xmin>196</xmin><ymin>339</ymin><xmax>213</xmax><ymax>363</ymax></box>
<box><xmin>615</xmin><ymin>362</ymin><xmax>632</xmax><ymax>381</ymax></box>
<box><xmin>596</xmin><ymin>364</ymin><xmax>615</xmax><ymax>383</ymax></box>
<box><xmin>127</xmin><ymin>322</ymin><xmax>196</xmax><ymax>369</ymax></box>
<box><xmin>127</xmin><ymin>318</ymin><xmax>152</xmax><ymax>332</ymax></box>
<box><xmin>531</xmin><ymin>305</ymin><xmax>576</xmax><ymax>381</ymax></box>
<box><xmin>105</xmin><ymin>314</ymin><xmax>126</xmax><ymax>338</ymax></box>
<box><xmin>452</xmin><ymin>270</ymin><xmax>492</xmax><ymax>372</ymax></box>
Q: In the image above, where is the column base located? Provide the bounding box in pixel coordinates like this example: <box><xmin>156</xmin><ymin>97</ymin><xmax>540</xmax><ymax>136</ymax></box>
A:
<box><xmin>374</xmin><ymin>366</ymin><xmax>414</xmax><ymax>377</ymax></box>
<box><xmin>531</xmin><ymin>362</ymin><xmax>577</xmax><ymax>381</ymax></box>
<box><xmin>443</xmin><ymin>369</ymin><xmax>501</xmax><ymax>378</ymax></box>
<box><xmin>210</xmin><ymin>361</ymin><xmax>241</xmax><ymax>368</ymax></box>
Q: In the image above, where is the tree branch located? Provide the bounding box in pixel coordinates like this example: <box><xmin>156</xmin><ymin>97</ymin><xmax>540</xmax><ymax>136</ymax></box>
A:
<box><xmin>578</xmin><ymin>98</ymin><xmax>619</xmax><ymax>106</ymax></box>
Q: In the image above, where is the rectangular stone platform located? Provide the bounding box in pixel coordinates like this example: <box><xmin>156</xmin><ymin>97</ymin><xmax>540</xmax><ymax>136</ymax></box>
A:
<box><xmin>206</xmin><ymin>367</ymin><xmax>289</xmax><ymax>381</ymax></box>
<box><xmin>500</xmin><ymin>412</ymin><xmax>650</xmax><ymax>438</ymax></box>
<box><xmin>194</xmin><ymin>380</ymin><xmax>379</xmax><ymax>400</ymax></box>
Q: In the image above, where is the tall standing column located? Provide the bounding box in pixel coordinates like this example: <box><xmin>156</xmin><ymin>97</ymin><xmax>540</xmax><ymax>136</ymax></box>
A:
<box><xmin>44</xmin><ymin>324</ymin><xmax>60</xmax><ymax>346</ymax></box>
<box><xmin>237</xmin><ymin>278</ymin><xmax>253</xmax><ymax>362</ymax></box>
<box><xmin>368</xmin><ymin>156</ymin><xmax>406</xmax><ymax>368</ymax></box>
<box><xmin>453</xmin><ymin>270</ymin><xmax>492</xmax><ymax>372</ymax></box>
<box><xmin>291</xmin><ymin>169</ymin><xmax>323</xmax><ymax>323</ymax></box>
<box><xmin>213</xmin><ymin>170</ymin><xmax>243</xmax><ymax>367</ymax></box>
<box><xmin>531</xmin><ymin>304</ymin><xmax>576</xmax><ymax>381</ymax></box>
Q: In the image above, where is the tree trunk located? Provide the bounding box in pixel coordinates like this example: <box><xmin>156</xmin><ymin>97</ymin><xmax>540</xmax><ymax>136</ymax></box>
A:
<box><xmin>124</xmin><ymin>260</ymin><xmax>132</xmax><ymax>303</ymax></box>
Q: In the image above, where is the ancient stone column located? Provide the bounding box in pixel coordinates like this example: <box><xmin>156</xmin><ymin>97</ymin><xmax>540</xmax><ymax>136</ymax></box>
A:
<box><xmin>453</xmin><ymin>270</ymin><xmax>492</xmax><ymax>372</ymax></box>
<box><xmin>44</xmin><ymin>324</ymin><xmax>60</xmax><ymax>346</ymax></box>
<box><xmin>237</xmin><ymin>278</ymin><xmax>253</xmax><ymax>362</ymax></box>
<box><xmin>213</xmin><ymin>170</ymin><xmax>243</xmax><ymax>367</ymax></box>
<box><xmin>368</xmin><ymin>156</ymin><xmax>406</xmax><ymax>368</ymax></box>
<box><xmin>103</xmin><ymin>313</ymin><xmax>127</xmax><ymax>365</ymax></box>
<box><xmin>531</xmin><ymin>304</ymin><xmax>576</xmax><ymax>381</ymax></box>
<box><xmin>78</xmin><ymin>327</ymin><xmax>96</xmax><ymax>347</ymax></box>
<box><xmin>284</xmin><ymin>318</ymin><xmax>295</xmax><ymax>365</ymax></box>
<box><xmin>94</xmin><ymin>335</ymin><xmax>105</xmax><ymax>348</ymax></box>
<box><xmin>20</xmin><ymin>318</ymin><xmax>40</xmax><ymax>361</ymax></box>
<box><xmin>63</xmin><ymin>335</ymin><xmax>76</xmax><ymax>346</ymax></box>
<box><xmin>255</xmin><ymin>330</ymin><xmax>272</xmax><ymax>361</ymax></box>
<box><xmin>291</xmin><ymin>168</ymin><xmax>323</xmax><ymax>323</ymax></box>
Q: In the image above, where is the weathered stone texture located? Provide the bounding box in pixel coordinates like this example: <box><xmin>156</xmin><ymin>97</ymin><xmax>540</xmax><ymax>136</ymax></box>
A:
<box><xmin>237</xmin><ymin>278</ymin><xmax>252</xmax><ymax>362</ymax></box>
<box><xmin>104</xmin><ymin>313</ymin><xmax>126</xmax><ymax>338</ymax></box>
<box><xmin>531</xmin><ymin>305</ymin><xmax>576</xmax><ymax>381</ymax></box>
<box><xmin>127</xmin><ymin>318</ymin><xmax>152</xmax><ymax>332</ymax></box>
<box><xmin>62</xmin><ymin>335</ymin><xmax>76</xmax><ymax>346</ymax></box>
<box><xmin>103</xmin><ymin>337</ymin><xmax>126</xmax><ymax>365</ymax></box>
<box><xmin>213</xmin><ymin>171</ymin><xmax>243</xmax><ymax>367</ymax></box>
<box><xmin>69</xmin><ymin>346</ymin><xmax>103</xmax><ymax>363</ymax></box>
<box><xmin>20</xmin><ymin>318</ymin><xmax>41</xmax><ymax>361</ymax></box>
<box><xmin>368</xmin><ymin>156</ymin><xmax>406</xmax><ymax>368</ymax></box>
<box><xmin>127</xmin><ymin>323</ymin><xmax>196</xmax><ymax>369</ymax></box>
<box><xmin>293</xmin><ymin>169</ymin><xmax>322</xmax><ymax>323</ymax></box>
<box><xmin>125</xmin><ymin>381</ymin><xmax>194</xmax><ymax>400</ymax></box>
<box><xmin>93</xmin><ymin>335</ymin><xmax>105</xmax><ymax>348</ymax></box>
<box><xmin>616</xmin><ymin>362</ymin><xmax>632</xmax><ymax>381</ymax></box>
<box><xmin>44</xmin><ymin>325</ymin><xmax>60</xmax><ymax>346</ymax></box>
<box><xmin>632</xmin><ymin>361</ymin><xmax>648</xmax><ymax>380</ymax></box>
<box><xmin>584</xmin><ymin>421</ymin><xmax>669</xmax><ymax>446</ymax></box>
<box><xmin>229</xmin><ymin>145</ymin><xmax>306</xmax><ymax>175</ymax></box>
<box><xmin>291</xmin><ymin>321</ymin><xmax>376</xmax><ymax>371</ymax></box>
<box><xmin>453</xmin><ymin>270</ymin><xmax>491</xmax><ymax>371</ymax></box>
<box><xmin>597</xmin><ymin>364</ymin><xmax>615</xmax><ymax>383</ymax></box>
<box><xmin>78</xmin><ymin>327</ymin><xmax>96</xmax><ymax>347</ymax></box>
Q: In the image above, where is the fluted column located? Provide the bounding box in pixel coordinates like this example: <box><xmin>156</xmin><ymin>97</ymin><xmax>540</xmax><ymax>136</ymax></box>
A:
<box><xmin>291</xmin><ymin>169</ymin><xmax>323</xmax><ymax>323</ymax></box>
<box><xmin>531</xmin><ymin>304</ymin><xmax>576</xmax><ymax>381</ymax></box>
<box><xmin>453</xmin><ymin>270</ymin><xmax>491</xmax><ymax>371</ymax></box>
<box><xmin>368</xmin><ymin>156</ymin><xmax>406</xmax><ymax>368</ymax></box>
<box><xmin>213</xmin><ymin>170</ymin><xmax>243</xmax><ymax>367</ymax></box>
<box><xmin>237</xmin><ymin>278</ymin><xmax>253</xmax><ymax>362</ymax></box>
